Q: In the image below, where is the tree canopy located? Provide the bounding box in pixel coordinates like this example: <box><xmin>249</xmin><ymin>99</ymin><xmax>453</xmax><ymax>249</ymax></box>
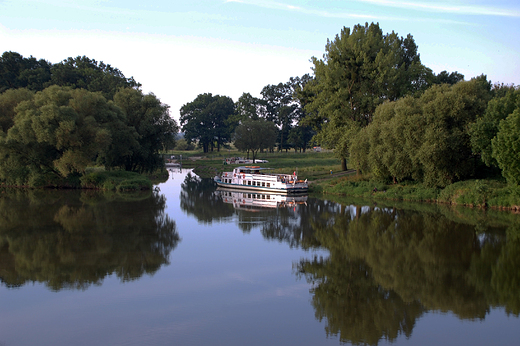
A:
<box><xmin>180</xmin><ymin>93</ymin><xmax>235</xmax><ymax>153</ymax></box>
<box><xmin>0</xmin><ymin>86</ymin><xmax>178</xmax><ymax>186</ymax></box>
<box><xmin>350</xmin><ymin>77</ymin><xmax>492</xmax><ymax>187</ymax></box>
<box><xmin>303</xmin><ymin>22</ymin><xmax>431</xmax><ymax>170</ymax></box>
<box><xmin>233</xmin><ymin>118</ymin><xmax>277</xmax><ymax>162</ymax></box>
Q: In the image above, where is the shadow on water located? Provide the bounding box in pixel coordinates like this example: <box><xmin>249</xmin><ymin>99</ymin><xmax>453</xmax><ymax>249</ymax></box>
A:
<box><xmin>0</xmin><ymin>188</ymin><xmax>179</xmax><ymax>291</ymax></box>
<box><xmin>180</xmin><ymin>175</ymin><xmax>520</xmax><ymax>345</ymax></box>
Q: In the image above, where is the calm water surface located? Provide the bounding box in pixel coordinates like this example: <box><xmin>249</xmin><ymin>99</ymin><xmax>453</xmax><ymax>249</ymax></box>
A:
<box><xmin>1</xmin><ymin>169</ymin><xmax>519</xmax><ymax>346</ymax></box>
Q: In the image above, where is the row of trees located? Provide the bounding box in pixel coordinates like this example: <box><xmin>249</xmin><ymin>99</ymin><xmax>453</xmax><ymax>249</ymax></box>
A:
<box><xmin>179</xmin><ymin>22</ymin><xmax>478</xmax><ymax>174</ymax></box>
<box><xmin>0</xmin><ymin>52</ymin><xmax>178</xmax><ymax>187</ymax></box>
<box><xmin>180</xmin><ymin>22</ymin><xmax>517</xmax><ymax>187</ymax></box>
<box><xmin>300</xmin><ymin>22</ymin><xmax>518</xmax><ymax>186</ymax></box>
<box><xmin>180</xmin><ymin>75</ymin><xmax>314</xmax><ymax>154</ymax></box>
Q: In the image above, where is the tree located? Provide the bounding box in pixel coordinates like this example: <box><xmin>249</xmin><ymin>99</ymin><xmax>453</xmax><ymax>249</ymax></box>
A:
<box><xmin>180</xmin><ymin>93</ymin><xmax>234</xmax><ymax>153</ymax></box>
<box><xmin>470</xmin><ymin>86</ymin><xmax>520</xmax><ymax>168</ymax></box>
<box><xmin>0</xmin><ymin>88</ymin><xmax>34</xmax><ymax>132</ymax></box>
<box><xmin>0</xmin><ymin>51</ymin><xmax>52</xmax><ymax>93</ymax></box>
<box><xmin>350</xmin><ymin>77</ymin><xmax>492</xmax><ymax>186</ymax></box>
<box><xmin>233</xmin><ymin>92</ymin><xmax>264</xmax><ymax>122</ymax></box>
<box><xmin>434</xmin><ymin>70</ymin><xmax>464</xmax><ymax>85</ymax></box>
<box><xmin>492</xmin><ymin>109</ymin><xmax>520</xmax><ymax>185</ymax></box>
<box><xmin>261</xmin><ymin>82</ymin><xmax>297</xmax><ymax>151</ymax></box>
<box><xmin>50</xmin><ymin>56</ymin><xmax>141</xmax><ymax>100</ymax></box>
<box><xmin>113</xmin><ymin>88</ymin><xmax>179</xmax><ymax>172</ymax></box>
<box><xmin>0</xmin><ymin>86</ymin><xmax>127</xmax><ymax>185</ymax></box>
<box><xmin>304</xmin><ymin>22</ymin><xmax>430</xmax><ymax>170</ymax></box>
<box><xmin>233</xmin><ymin>119</ymin><xmax>277</xmax><ymax>163</ymax></box>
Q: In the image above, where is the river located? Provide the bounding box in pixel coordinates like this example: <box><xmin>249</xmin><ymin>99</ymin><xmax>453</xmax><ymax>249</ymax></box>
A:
<box><xmin>0</xmin><ymin>169</ymin><xmax>519</xmax><ymax>346</ymax></box>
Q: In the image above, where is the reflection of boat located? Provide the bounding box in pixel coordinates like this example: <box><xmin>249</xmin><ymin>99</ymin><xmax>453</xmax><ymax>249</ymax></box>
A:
<box><xmin>216</xmin><ymin>187</ymin><xmax>308</xmax><ymax>211</ymax></box>
<box><xmin>214</xmin><ymin>166</ymin><xmax>308</xmax><ymax>194</ymax></box>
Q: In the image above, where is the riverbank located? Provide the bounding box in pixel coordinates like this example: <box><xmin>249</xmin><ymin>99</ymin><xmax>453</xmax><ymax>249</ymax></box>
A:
<box><xmin>316</xmin><ymin>174</ymin><xmax>520</xmax><ymax>210</ymax></box>
<box><xmin>169</xmin><ymin>149</ymin><xmax>520</xmax><ymax>210</ymax></box>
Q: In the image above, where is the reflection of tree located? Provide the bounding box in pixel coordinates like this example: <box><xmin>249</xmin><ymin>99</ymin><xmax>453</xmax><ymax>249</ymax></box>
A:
<box><xmin>179</xmin><ymin>173</ymin><xmax>234</xmax><ymax>224</ymax></box>
<box><xmin>260</xmin><ymin>198</ymin><xmax>337</xmax><ymax>249</ymax></box>
<box><xmin>0</xmin><ymin>188</ymin><xmax>179</xmax><ymax>291</ymax></box>
<box><xmin>296</xmin><ymin>204</ymin><xmax>520</xmax><ymax>345</ymax></box>
<box><xmin>296</xmin><ymin>256</ymin><xmax>424</xmax><ymax>345</ymax></box>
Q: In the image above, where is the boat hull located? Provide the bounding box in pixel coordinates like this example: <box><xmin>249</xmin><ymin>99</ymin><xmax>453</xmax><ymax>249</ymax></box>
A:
<box><xmin>214</xmin><ymin>180</ymin><xmax>308</xmax><ymax>194</ymax></box>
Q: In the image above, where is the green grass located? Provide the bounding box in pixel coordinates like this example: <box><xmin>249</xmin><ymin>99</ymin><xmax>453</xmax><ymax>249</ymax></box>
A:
<box><xmin>80</xmin><ymin>170</ymin><xmax>152</xmax><ymax>191</ymax></box>
<box><xmin>171</xmin><ymin>149</ymin><xmax>344</xmax><ymax>180</ymax></box>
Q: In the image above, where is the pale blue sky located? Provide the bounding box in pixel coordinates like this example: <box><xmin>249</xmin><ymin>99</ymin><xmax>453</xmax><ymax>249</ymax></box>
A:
<box><xmin>1</xmin><ymin>0</ymin><xmax>519</xmax><ymax>121</ymax></box>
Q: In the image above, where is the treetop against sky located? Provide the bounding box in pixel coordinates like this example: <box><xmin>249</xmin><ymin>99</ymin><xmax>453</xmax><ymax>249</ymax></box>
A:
<box><xmin>1</xmin><ymin>0</ymin><xmax>519</xmax><ymax>121</ymax></box>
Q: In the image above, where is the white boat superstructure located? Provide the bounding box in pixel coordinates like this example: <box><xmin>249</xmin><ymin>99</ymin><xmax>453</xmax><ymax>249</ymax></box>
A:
<box><xmin>214</xmin><ymin>166</ymin><xmax>308</xmax><ymax>194</ymax></box>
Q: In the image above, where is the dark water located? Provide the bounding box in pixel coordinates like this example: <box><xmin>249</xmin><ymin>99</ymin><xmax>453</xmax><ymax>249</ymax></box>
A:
<box><xmin>1</xmin><ymin>169</ymin><xmax>519</xmax><ymax>346</ymax></box>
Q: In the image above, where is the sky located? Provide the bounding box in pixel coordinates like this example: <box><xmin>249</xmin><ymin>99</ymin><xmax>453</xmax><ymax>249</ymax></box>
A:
<box><xmin>1</xmin><ymin>0</ymin><xmax>519</xmax><ymax>123</ymax></box>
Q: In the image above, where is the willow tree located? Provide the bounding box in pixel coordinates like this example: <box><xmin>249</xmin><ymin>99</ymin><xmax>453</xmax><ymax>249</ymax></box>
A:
<box><xmin>304</xmin><ymin>22</ymin><xmax>430</xmax><ymax>170</ymax></box>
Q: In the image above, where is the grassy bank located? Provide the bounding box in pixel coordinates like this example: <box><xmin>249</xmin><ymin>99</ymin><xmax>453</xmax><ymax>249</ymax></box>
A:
<box><xmin>169</xmin><ymin>150</ymin><xmax>342</xmax><ymax>180</ymax></box>
<box><xmin>80</xmin><ymin>169</ymin><xmax>152</xmax><ymax>191</ymax></box>
<box><xmin>318</xmin><ymin>174</ymin><xmax>520</xmax><ymax>210</ymax></box>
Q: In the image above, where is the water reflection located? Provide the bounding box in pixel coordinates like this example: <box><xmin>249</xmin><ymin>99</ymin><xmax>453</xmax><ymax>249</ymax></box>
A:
<box><xmin>0</xmin><ymin>188</ymin><xmax>179</xmax><ymax>291</ymax></box>
<box><xmin>179</xmin><ymin>175</ymin><xmax>520</xmax><ymax>344</ymax></box>
<box><xmin>295</xmin><ymin>205</ymin><xmax>520</xmax><ymax>345</ymax></box>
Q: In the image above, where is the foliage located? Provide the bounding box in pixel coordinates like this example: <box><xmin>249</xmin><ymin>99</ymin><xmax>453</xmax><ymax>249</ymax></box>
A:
<box><xmin>0</xmin><ymin>88</ymin><xmax>34</xmax><ymax>132</ymax></box>
<box><xmin>0</xmin><ymin>51</ymin><xmax>52</xmax><ymax>93</ymax></box>
<box><xmin>180</xmin><ymin>93</ymin><xmax>235</xmax><ymax>153</ymax></box>
<box><xmin>112</xmin><ymin>88</ymin><xmax>179</xmax><ymax>173</ymax></box>
<box><xmin>492</xmin><ymin>109</ymin><xmax>520</xmax><ymax>185</ymax></box>
<box><xmin>350</xmin><ymin>78</ymin><xmax>492</xmax><ymax>187</ymax></box>
<box><xmin>233</xmin><ymin>118</ymin><xmax>277</xmax><ymax>162</ymax></box>
<box><xmin>49</xmin><ymin>55</ymin><xmax>141</xmax><ymax>100</ymax></box>
<box><xmin>304</xmin><ymin>22</ymin><xmax>431</xmax><ymax>169</ymax></box>
<box><xmin>0</xmin><ymin>51</ymin><xmax>140</xmax><ymax>100</ymax></box>
<box><xmin>470</xmin><ymin>86</ymin><xmax>520</xmax><ymax>168</ymax></box>
<box><xmin>80</xmin><ymin>170</ymin><xmax>152</xmax><ymax>191</ymax></box>
<box><xmin>0</xmin><ymin>86</ymin><xmax>177</xmax><ymax>186</ymax></box>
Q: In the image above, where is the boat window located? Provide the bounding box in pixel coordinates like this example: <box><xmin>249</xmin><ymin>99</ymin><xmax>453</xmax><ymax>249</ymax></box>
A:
<box><xmin>262</xmin><ymin>182</ymin><xmax>265</xmax><ymax>187</ymax></box>
<box><xmin>267</xmin><ymin>183</ymin><xmax>270</xmax><ymax>187</ymax></box>
<box><xmin>248</xmin><ymin>181</ymin><xmax>251</xmax><ymax>185</ymax></box>
<box><xmin>267</xmin><ymin>195</ymin><xmax>270</xmax><ymax>199</ymax></box>
<box><xmin>262</xmin><ymin>195</ymin><xmax>265</xmax><ymax>199</ymax></box>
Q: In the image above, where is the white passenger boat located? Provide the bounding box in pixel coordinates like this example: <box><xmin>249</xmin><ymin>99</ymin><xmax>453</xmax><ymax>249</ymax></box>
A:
<box><xmin>216</xmin><ymin>188</ymin><xmax>307</xmax><ymax>211</ymax></box>
<box><xmin>214</xmin><ymin>166</ymin><xmax>308</xmax><ymax>194</ymax></box>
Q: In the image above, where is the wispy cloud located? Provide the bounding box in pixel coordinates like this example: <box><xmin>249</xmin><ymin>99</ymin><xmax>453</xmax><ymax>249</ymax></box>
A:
<box><xmin>226</xmin><ymin>0</ymin><xmax>520</xmax><ymax>19</ymax></box>
<box><xmin>354</xmin><ymin>0</ymin><xmax>520</xmax><ymax>18</ymax></box>
<box><xmin>225</xmin><ymin>0</ymin><xmax>386</xmax><ymax>20</ymax></box>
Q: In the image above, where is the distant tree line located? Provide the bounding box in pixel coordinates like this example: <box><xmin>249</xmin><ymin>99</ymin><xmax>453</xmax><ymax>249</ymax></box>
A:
<box><xmin>0</xmin><ymin>51</ymin><xmax>178</xmax><ymax>187</ymax></box>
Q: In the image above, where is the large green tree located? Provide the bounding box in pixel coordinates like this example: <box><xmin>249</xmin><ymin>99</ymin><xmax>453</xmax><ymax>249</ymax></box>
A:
<box><xmin>0</xmin><ymin>86</ymin><xmax>130</xmax><ymax>185</ymax></box>
<box><xmin>180</xmin><ymin>93</ymin><xmax>235</xmax><ymax>153</ymax></box>
<box><xmin>112</xmin><ymin>88</ymin><xmax>178</xmax><ymax>172</ymax></box>
<box><xmin>350</xmin><ymin>77</ymin><xmax>492</xmax><ymax>186</ymax></box>
<box><xmin>304</xmin><ymin>22</ymin><xmax>430</xmax><ymax>170</ymax></box>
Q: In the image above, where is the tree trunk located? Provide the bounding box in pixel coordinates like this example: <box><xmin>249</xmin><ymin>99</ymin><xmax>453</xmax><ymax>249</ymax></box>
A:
<box><xmin>341</xmin><ymin>158</ymin><xmax>347</xmax><ymax>171</ymax></box>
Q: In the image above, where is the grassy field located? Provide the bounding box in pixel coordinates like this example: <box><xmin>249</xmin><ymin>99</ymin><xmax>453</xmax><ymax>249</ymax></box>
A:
<box><xmin>166</xmin><ymin>149</ymin><xmax>344</xmax><ymax>181</ymax></box>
